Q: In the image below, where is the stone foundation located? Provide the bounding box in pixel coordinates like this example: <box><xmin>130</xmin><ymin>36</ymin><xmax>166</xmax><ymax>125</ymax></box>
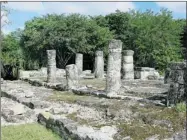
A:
<box><xmin>135</xmin><ymin>67</ymin><xmax>160</xmax><ymax>80</ymax></box>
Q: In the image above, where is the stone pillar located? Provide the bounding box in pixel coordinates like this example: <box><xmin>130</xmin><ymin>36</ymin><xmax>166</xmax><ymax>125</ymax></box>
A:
<box><xmin>75</xmin><ymin>53</ymin><xmax>83</xmax><ymax>75</ymax></box>
<box><xmin>94</xmin><ymin>51</ymin><xmax>104</xmax><ymax>79</ymax></box>
<box><xmin>106</xmin><ymin>39</ymin><xmax>122</xmax><ymax>96</ymax></box>
<box><xmin>166</xmin><ymin>62</ymin><xmax>186</xmax><ymax>106</ymax></box>
<box><xmin>66</xmin><ymin>64</ymin><xmax>79</xmax><ymax>90</ymax></box>
<box><xmin>122</xmin><ymin>50</ymin><xmax>134</xmax><ymax>80</ymax></box>
<box><xmin>47</xmin><ymin>50</ymin><xmax>56</xmax><ymax>83</ymax></box>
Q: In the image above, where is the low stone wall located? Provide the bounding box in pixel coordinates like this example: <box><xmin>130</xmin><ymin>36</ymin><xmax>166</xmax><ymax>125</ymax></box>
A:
<box><xmin>135</xmin><ymin>67</ymin><xmax>160</xmax><ymax>80</ymax></box>
<box><xmin>38</xmin><ymin>112</ymin><xmax>117</xmax><ymax>140</ymax></box>
<box><xmin>19</xmin><ymin>68</ymin><xmax>66</xmax><ymax>79</ymax></box>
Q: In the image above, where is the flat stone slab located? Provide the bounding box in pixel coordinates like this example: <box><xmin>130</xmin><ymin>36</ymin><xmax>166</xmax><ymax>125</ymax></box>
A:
<box><xmin>38</xmin><ymin>112</ymin><xmax>117</xmax><ymax>140</ymax></box>
<box><xmin>1</xmin><ymin>80</ymin><xmax>185</xmax><ymax>139</ymax></box>
<box><xmin>1</xmin><ymin>80</ymin><xmax>54</xmax><ymax>109</ymax></box>
<box><xmin>1</xmin><ymin>97</ymin><xmax>37</xmax><ymax>125</ymax></box>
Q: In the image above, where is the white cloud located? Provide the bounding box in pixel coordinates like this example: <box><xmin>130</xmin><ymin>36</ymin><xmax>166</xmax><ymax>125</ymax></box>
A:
<box><xmin>84</xmin><ymin>2</ymin><xmax>135</xmax><ymax>15</ymax></box>
<box><xmin>4</xmin><ymin>2</ymin><xmax>135</xmax><ymax>15</ymax></box>
<box><xmin>156</xmin><ymin>2</ymin><xmax>186</xmax><ymax>13</ymax></box>
<box><xmin>42</xmin><ymin>2</ymin><xmax>87</xmax><ymax>15</ymax></box>
<box><xmin>6</xmin><ymin>2</ymin><xmax>44</xmax><ymax>12</ymax></box>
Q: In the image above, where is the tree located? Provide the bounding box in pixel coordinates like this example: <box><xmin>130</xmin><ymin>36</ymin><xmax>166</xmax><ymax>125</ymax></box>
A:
<box><xmin>21</xmin><ymin>14</ymin><xmax>113</xmax><ymax>69</ymax></box>
<box><xmin>93</xmin><ymin>9</ymin><xmax>184</xmax><ymax>72</ymax></box>
<box><xmin>1</xmin><ymin>29</ymin><xmax>23</xmax><ymax>79</ymax></box>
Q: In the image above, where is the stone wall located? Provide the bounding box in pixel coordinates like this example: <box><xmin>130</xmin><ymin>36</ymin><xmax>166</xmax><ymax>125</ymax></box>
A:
<box><xmin>165</xmin><ymin>62</ymin><xmax>186</xmax><ymax>106</ymax></box>
<box><xmin>135</xmin><ymin>67</ymin><xmax>160</xmax><ymax>80</ymax></box>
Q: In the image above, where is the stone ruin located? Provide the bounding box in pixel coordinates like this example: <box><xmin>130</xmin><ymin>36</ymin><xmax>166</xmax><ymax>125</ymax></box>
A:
<box><xmin>3</xmin><ymin>39</ymin><xmax>186</xmax><ymax>140</ymax></box>
<box><xmin>66</xmin><ymin>64</ymin><xmax>79</xmax><ymax>90</ymax></box>
<box><xmin>94</xmin><ymin>51</ymin><xmax>104</xmax><ymax>79</ymax></box>
<box><xmin>18</xmin><ymin>39</ymin><xmax>186</xmax><ymax>103</ymax></box>
<box><xmin>122</xmin><ymin>50</ymin><xmax>134</xmax><ymax>80</ymax></box>
<box><xmin>164</xmin><ymin>62</ymin><xmax>186</xmax><ymax>106</ymax></box>
<box><xmin>75</xmin><ymin>53</ymin><xmax>83</xmax><ymax>75</ymax></box>
<box><xmin>135</xmin><ymin>67</ymin><xmax>160</xmax><ymax>80</ymax></box>
<box><xmin>47</xmin><ymin>50</ymin><xmax>56</xmax><ymax>83</ymax></box>
<box><xmin>106</xmin><ymin>39</ymin><xmax>122</xmax><ymax>97</ymax></box>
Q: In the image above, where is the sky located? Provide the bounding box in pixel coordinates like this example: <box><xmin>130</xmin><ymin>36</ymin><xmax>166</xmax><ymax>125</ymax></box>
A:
<box><xmin>2</xmin><ymin>1</ymin><xmax>186</xmax><ymax>34</ymax></box>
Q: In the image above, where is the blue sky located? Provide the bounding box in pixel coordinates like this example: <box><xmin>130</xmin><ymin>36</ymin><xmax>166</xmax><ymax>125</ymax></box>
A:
<box><xmin>2</xmin><ymin>2</ymin><xmax>186</xmax><ymax>34</ymax></box>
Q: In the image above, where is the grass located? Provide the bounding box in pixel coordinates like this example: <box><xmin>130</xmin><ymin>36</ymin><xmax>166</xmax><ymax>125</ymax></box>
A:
<box><xmin>175</xmin><ymin>102</ymin><xmax>186</xmax><ymax>112</ymax></box>
<box><xmin>117</xmin><ymin>120</ymin><xmax>170</xmax><ymax>140</ymax></box>
<box><xmin>66</xmin><ymin>112</ymin><xmax>90</xmax><ymax>126</ymax></box>
<box><xmin>79</xmin><ymin>79</ymin><xmax>106</xmax><ymax>90</ymax></box>
<box><xmin>47</xmin><ymin>91</ymin><xmax>88</xmax><ymax>103</ymax></box>
<box><xmin>2</xmin><ymin>123</ymin><xmax>62</xmax><ymax>140</ymax></box>
<box><xmin>117</xmin><ymin>103</ymin><xmax>186</xmax><ymax>140</ymax></box>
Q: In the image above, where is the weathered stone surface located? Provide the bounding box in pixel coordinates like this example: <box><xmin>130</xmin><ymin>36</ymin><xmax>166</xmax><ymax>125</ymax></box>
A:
<box><xmin>122</xmin><ymin>50</ymin><xmax>134</xmax><ymax>80</ymax></box>
<box><xmin>135</xmin><ymin>67</ymin><xmax>160</xmax><ymax>80</ymax></box>
<box><xmin>106</xmin><ymin>39</ymin><xmax>122</xmax><ymax>97</ymax></box>
<box><xmin>19</xmin><ymin>70</ymin><xmax>31</xmax><ymax>78</ymax></box>
<box><xmin>145</xmin><ymin>135</ymin><xmax>159</xmax><ymax>140</ymax></box>
<box><xmin>1</xmin><ymin>79</ymin><xmax>185</xmax><ymax>139</ymax></box>
<box><xmin>166</xmin><ymin>62</ymin><xmax>186</xmax><ymax>106</ymax></box>
<box><xmin>66</xmin><ymin>64</ymin><xmax>79</xmax><ymax>90</ymax></box>
<box><xmin>38</xmin><ymin>112</ymin><xmax>117</xmax><ymax>140</ymax></box>
<box><xmin>1</xmin><ymin>78</ymin><xmax>3</xmax><ymax>84</ymax></box>
<box><xmin>94</xmin><ymin>51</ymin><xmax>104</xmax><ymax>79</ymax></box>
<box><xmin>75</xmin><ymin>53</ymin><xmax>83</xmax><ymax>75</ymax></box>
<box><xmin>56</xmin><ymin>68</ymin><xmax>66</xmax><ymax>77</ymax></box>
<box><xmin>47</xmin><ymin>50</ymin><xmax>56</xmax><ymax>83</ymax></box>
<box><xmin>168</xmin><ymin>62</ymin><xmax>186</xmax><ymax>70</ymax></box>
<box><xmin>25</xmin><ymin>91</ymin><xmax>34</xmax><ymax>98</ymax></box>
<box><xmin>82</xmin><ymin>70</ymin><xmax>92</xmax><ymax>75</ymax></box>
<box><xmin>40</xmin><ymin>67</ymin><xmax>47</xmax><ymax>75</ymax></box>
<box><xmin>1</xmin><ymin>97</ymin><xmax>36</xmax><ymax>124</ymax></box>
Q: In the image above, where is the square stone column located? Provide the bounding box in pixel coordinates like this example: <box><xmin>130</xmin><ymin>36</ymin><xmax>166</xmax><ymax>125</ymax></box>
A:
<box><xmin>106</xmin><ymin>39</ymin><xmax>122</xmax><ymax>97</ymax></box>
<box><xmin>75</xmin><ymin>53</ymin><xmax>83</xmax><ymax>75</ymax></box>
<box><xmin>66</xmin><ymin>64</ymin><xmax>79</xmax><ymax>90</ymax></box>
<box><xmin>94</xmin><ymin>51</ymin><xmax>104</xmax><ymax>79</ymax></box>
<box><xmin>47</xmin><ymin>50</ymin><xmax>56</xmax><ymax>83</ymax></box>
<box><xmin>122</xmin><ymin>50</ymin><xmax>134</xmax><ymax>80</ymax></box>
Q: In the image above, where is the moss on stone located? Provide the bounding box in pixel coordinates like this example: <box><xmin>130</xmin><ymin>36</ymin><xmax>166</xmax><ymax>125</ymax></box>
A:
<box><xmin>42</xmin><ymin>112</ymin><xmax>53</xmax><ymax>120</ymax></box>
<box><xmin>117</xmin><ymin>120</ymin><xmax>171</xmax><ymax>140</ymax></box>
<box><xmin>47</xmin><ymin>91</ymin><xmax>88</xmax><ymax>103</ymax></box>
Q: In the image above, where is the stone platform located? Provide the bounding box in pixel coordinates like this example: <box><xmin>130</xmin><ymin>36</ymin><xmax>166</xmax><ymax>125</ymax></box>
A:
<box><xmin>1</xmin><ymin>79</ymin><xmax>186</xmax><ymax>140</ymax></box>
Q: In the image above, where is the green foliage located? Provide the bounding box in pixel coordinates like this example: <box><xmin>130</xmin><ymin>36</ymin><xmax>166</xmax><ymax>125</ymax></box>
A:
<box><xmin>4</xmin><ymin>9</ymin><xmax>185</xmax><ymax>72</ymax></box>
<box><xmin>175</xmin><ymin>102</ymin><xmax>186</xmax><ymax>112</ymax></box>
<box><xmin>129</xmin><ymin>9</ymin><xmax>184</xmax><ymax>71</ymax></box>
<box><xmin>2</xmin><ymin>123</ymin><xmax>61</xmax><ymax>140</ymax></box>
<box><xmin>93</xmin><ymin>9</ymin><xmax>184</xmax><ymax>72</ymax></box>
<box><xmin>1</xmin><ymin>29</ymin><xmax>24</xmax><ymax>68</ymax></box>
<box><xmin>21</xmin><ymin>14</ymin><xmax>113</xmax><ymax>69</ymax></box>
